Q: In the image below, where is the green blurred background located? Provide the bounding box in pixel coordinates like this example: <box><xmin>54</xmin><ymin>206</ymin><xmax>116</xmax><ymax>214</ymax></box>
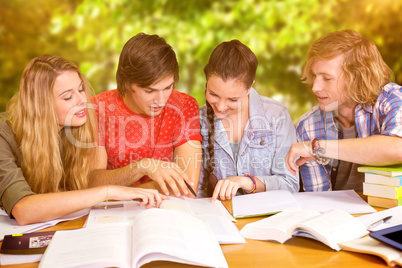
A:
<box><xmin>1</xmin><ymin>0</ymin><xmax>401</xmax><ymax>121</ymax></box>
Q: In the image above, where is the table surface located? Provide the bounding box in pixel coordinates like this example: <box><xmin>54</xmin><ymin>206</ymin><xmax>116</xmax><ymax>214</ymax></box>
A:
<box><xmin>0</xmin><ymin>200</ymin><xmax>389</xmax><ymax>268</ymax></box>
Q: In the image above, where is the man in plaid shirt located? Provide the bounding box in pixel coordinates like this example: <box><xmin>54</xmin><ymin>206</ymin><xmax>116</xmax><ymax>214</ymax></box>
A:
<box><xmin>285</xmin><ymin>30</ymin><xmax>402</xmax><ymax>192</ymax></box>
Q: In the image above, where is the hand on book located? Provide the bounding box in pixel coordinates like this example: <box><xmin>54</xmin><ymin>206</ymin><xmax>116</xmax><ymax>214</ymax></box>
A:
<box><xmin>110</xmin><ymin>186</ymin><xmax>169</xmax><ymax>208</ymax></box>
<box><xmin>139</xmin><ymin>158</ymin><xmax>194</xmax><ymax>197</ymax></box>
<box><xmin>211</xmin><ymin>176</ymin><xmax>254</xmax><ymax>202</ymax></box>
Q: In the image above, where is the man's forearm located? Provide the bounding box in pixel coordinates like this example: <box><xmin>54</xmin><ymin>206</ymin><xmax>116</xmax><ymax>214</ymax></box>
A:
<box><xmin>88</xmin><ymin>162</ymin><xmax>145</xmax><ymax>187</ymax></box>
<box><xmin>174</xmin><ymin>141</ymin><xmax>202</xmax><ymax>194</ymax></box>
<box><xmin>132</xmin><ymin>181</ymin><xmax>162</xmax><ymax>191</ymax></box>
<box><xmin>321</xmin><ymin>135</ymin><xmax>402</xmax><ymax>165</ymax></box>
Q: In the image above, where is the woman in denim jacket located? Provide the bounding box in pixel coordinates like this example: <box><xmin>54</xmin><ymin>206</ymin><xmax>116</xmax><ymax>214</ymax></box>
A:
<box><xmin>198</xmin><ymin>40</ymin><xmax>299</xmax><ymax>201</ymax></box>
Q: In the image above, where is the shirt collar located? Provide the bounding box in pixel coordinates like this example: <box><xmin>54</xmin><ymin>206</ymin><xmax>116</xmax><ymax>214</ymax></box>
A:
<box><xmin>355</xmin><ymin>103</ymin><xmax>373</xmax><ymax>114</ymax></box>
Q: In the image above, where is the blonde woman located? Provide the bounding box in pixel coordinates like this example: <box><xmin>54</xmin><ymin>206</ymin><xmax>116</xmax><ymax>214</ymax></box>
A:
<box><xmin>0</xmin><ymin>55</ymin><xmax>167</xmax><ymax>225</ymax></box>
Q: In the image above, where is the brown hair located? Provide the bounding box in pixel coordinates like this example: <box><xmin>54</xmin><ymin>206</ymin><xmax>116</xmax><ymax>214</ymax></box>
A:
<box><xmin>302</xmin><ymin>29</ymin><xmax>393</xmax><ymax>106</ymax></box>
<box><xmin>7</xmin><ymin>54</ymin><xmax>97</xmax><ymax>194</ymax></box>
<box><xmin>116</xmin><ymin>33</ymin><xmax>179</xmax><ymax>96</ymax></box>
<box><xmin>203</xmin><ymin>40</ymin><xmax>258</xmax><ymax>174</ymax></box>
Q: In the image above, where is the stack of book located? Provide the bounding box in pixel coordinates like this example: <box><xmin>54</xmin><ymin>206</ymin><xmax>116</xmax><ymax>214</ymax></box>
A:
<box><xmin>358</xmin><ymin>164</ymin><xmax>402</xmax><ymax>208</ymax></box>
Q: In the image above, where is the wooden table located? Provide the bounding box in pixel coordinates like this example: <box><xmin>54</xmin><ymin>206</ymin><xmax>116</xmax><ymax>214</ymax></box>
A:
<box><xmin>0</xmin><ymin>201</ymin><xmax>388</xmax><ymax>268</ymax></box>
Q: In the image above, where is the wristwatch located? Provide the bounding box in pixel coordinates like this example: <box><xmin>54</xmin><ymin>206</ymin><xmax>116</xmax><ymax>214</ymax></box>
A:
<box><xmin>311</xmin><ymin>139</ymin><xmax>330</xmax><ymax>165</ymax></box>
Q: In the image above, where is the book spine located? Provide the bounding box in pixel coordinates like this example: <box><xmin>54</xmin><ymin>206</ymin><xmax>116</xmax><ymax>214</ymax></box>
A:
<box><xmin>364</xmin><ymin>173</ymin><xmax>402</xmax><ymax>187</ymax></box>
<box><xmin>367</xmin><ymin>196</ymin><xmax>402</xmax><ymax>208</ymax></box>
<box><xmin>363</xmin><ymin>183</ymin><xmax>402</xmax><ymax>199</ymax></box>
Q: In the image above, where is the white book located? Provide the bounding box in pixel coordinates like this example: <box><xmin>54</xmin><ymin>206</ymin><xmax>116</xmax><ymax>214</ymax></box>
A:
<box><xmin>231</xmin><ymin>189</ymin><xmax>376</xmax><ymax>218</ymax></box>
<box><xmin>39</xmin><ymin>209</ymin><xmax>228</xmax><ymax>268</ymax></box>
<box><xmin>364</xmin><ymin>173</ymin><xmax>402</xmax><ymax>187</ymax></box>
<box><xmin>363</xmin><ymin>183</ymin><xmax>402</xmax><ymax>199</ymax></box>
<box><xmin>240</xmin><ymin>209</ymin><xmax>368</xmax><ymax>251</ymax></box>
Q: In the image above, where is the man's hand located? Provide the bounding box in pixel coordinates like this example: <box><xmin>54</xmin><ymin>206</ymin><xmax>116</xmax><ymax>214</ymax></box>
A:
<box><xmin>139</xmin><ymin>158</ymin><xmax>194</xmax><ymax>197</ymax></box>
<box><xmin>285</xmin><ymin>141</ymin><xmax>314</xmax><ymax>175</ymax></box>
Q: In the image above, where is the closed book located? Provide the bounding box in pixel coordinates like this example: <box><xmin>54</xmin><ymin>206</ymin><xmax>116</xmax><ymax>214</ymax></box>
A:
<box><xmin>358</xmin><ymin>164</ymin><xmax>402</xmax><ymax>177</ymax></box>
<box><xmin>363</xmin><ymin>183</ymin><xmax>402</xmax><ymax>199</ymax></box>
<box><xmin>364</xmin><ymin>173</ymin><xmax>402</xmax><ymax>187</ymax></box>
<box><xmin>367</xmin><ymin>196</ymin><xmax>402</xmax><ymax>208</ymax></box>
<box><xmin>0</xmin><ymin>231</ymin><xmax>55</xmax><ymax>265</ymax></box>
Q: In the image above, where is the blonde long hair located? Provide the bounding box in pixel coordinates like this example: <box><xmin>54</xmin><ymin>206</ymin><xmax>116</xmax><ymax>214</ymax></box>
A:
<box><xmin>7</xmin><ymin>55</ymin><xmax>97</xmax><ymax>194</ymax></box>
<box><xmin>302</xmin><ymin>29</ymin><xmax>393</xmax><ymax>106</ymax></box>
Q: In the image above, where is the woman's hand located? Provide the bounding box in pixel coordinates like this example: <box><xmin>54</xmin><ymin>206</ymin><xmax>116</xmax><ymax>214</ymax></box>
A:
<box><xmin>109</xmin><ymin>185</ymin><xmax>170</xmax><ymax>209</ymax></box>
<box><xmin>138</xmin><ymin>158</ymin><xmax>194</xmax><ymax>197</ymax></box>
<box><xmin>211</xmin><ymin>176</ymin><xmax>254</xmax><ymax>202</ymax></box>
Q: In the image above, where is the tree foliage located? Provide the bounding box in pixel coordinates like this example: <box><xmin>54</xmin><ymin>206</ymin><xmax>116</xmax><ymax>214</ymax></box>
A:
<box><xmin>1</xmin><ymin>0</ymin><xmax>401</xmax><ymax>121</ymax></box>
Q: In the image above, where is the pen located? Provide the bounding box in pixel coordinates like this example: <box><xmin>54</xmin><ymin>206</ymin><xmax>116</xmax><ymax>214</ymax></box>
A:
<box><xmin>368</xmin><ymin>215</ymin><xmax>392</xmax><ymax>229</ymax></box>
<box><xmin>184</xmin><ymin>180</ymin><xmax>197</xmax><ymax>197</ymax></box>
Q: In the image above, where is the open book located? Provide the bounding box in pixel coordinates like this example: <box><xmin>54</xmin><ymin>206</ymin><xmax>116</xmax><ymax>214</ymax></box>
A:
<box><xmin>86</xmin><ymin>197</ymin><xmax>245</xmax><ymax>244</ymax></box>
<box><xmin>339</xmin><ymin>236</ymin><xmax>402</xmax><ymax>267</ymax></box>
<box><xmin>240</xmin><ymin>209</ymin><xmax>368</xmax><ymax>251</ymax></box>
<box><xmin>39</xmin><ymin>209</ymin><xmax>228</xmax><ymax>268</ymax></box>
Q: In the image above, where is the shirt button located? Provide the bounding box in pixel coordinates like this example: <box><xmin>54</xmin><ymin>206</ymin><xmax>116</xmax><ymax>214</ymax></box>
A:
<box><xmin>260</xmin><ymin>140</ymin><xmax>265</xmax><ymax>145</ymax></box>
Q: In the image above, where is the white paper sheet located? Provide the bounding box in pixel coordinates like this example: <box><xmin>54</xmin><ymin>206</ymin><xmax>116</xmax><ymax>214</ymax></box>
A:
<box><xmin>0</xmin><ymin>209</ymin><xmax>89</xmax><ymax>241</ymax></box>
<box><xmin>293</xmin><ymin>190</ymin><xmax>376</xmax><ymax>214</ymax></box>
<box><xmin>357</xmin><ymin>206</ymin><xmax>402</xmax><ymax>231</ymax></box>
<box><xmin>231</xmin><ymin>189</ymin><xmax>376</xmax><ymax>218</ymax></box>
<box><xmin>232</xmin><ymin>190</ymin><xmax>302</xmax><ymax>218</ymax></box>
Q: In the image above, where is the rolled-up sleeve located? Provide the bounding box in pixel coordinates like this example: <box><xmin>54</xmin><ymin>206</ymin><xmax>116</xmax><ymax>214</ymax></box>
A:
<box><xmin>379</xmin><ymin>85</ymin><xmax>402</xmax><ymax>137</ymax></box>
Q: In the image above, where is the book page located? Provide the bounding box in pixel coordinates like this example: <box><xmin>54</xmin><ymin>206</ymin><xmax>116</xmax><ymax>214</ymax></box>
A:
<box><xmin>339</xmin><ymin>236</ymin><xmax>402</xmax><ymax>266</ymax></box>
<box><xmin>196</xmin><ymin>215</ymin><xmax>246</xmax><ymax>244</ymax></box>
<box><xmin>240</xmin><ymin>210</ymin><xmax>320</xmax><ymax>243</ymax></box>
<box><xmin>131</xmin><ymin>209</ymin><xmax>228</xmax><ymax>268</ymax></box>
<box><xmin>85</xmin><ymin>201</ymin><xmax>145</xmax><ymax>226</ymax></box>
<box><xmin>232</xmin><ymin>190</ymin><xmax>302</xmax><ymax>218</ymax></box>
<box><xmin>87</xmin><ymin>198</ymin><xmax>240</xmax><ymax>244</ymax></box>
<box><xmin>87</xmin><ymin>198</ymin><xmax>234</xmax><ymax>227</ymax></box>
<box><xmin>39</xmin><ymin>225</ymin><xmax>131</xmax><ymax>268</ymax></box>
<box><xmin>357</xmin><ymin>206</ymin><xmax>402</xmax><ymax>231</ymax></box>
<box><xmin>294</xmin><ymin>209</ymin><xmax>368</xmax><ymax>250</ymax></box>
<box><xmin>293</xmin><ymin>190</ymin><xmax>376</xmax><ymax>214</ymax></box>
<box><xmin>0</xmin><ymin>253</ymin><xmax>43</xmax><ymax>265</ymax></box>
<box><xmin>161</xmin><ymin>197</ymin><xmax>235</xmax><ymax>222</ymax></box>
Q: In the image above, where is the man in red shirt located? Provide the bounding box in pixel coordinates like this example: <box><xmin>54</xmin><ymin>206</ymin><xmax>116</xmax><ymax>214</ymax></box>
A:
<box><xmin>90</xmin><ymin>33</ymin><xmax>202</xmax><ymax>197</ymax></box>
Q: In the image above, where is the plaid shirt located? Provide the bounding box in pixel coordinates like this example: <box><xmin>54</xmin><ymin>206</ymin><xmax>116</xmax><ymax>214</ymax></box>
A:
<box><xmin>296</xmin><ymin>82</ymin><xmax>402</xmax><ymax>191</ymax></box>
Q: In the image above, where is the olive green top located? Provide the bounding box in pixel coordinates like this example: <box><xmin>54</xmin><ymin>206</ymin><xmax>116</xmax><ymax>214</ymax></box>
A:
<box><xmin>0</xmin><ymin>112</ymin><xmax>35</xmax><ymax>218</ymax></box>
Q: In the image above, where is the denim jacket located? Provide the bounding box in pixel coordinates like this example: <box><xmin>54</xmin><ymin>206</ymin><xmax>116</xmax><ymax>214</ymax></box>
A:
<box><xmin>197</xmin><ymin>88</ymin><xmax>299</xmax><ymax>197</ymax></box>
